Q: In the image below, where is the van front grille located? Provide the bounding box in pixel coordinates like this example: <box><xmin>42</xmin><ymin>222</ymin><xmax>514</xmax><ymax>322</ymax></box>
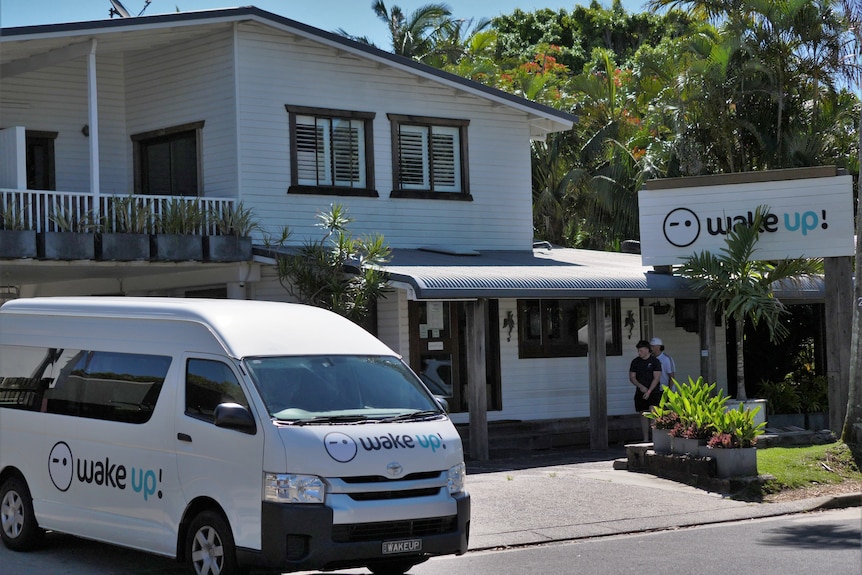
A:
<box><xmin>331</xmin><ymin>516</ymin><xmax>457</xmax><ymax>543</ymax></box>
<box><xmin>348</xmin><ymin>487</ymin><xmax>441</xmax><ymax>501</ymax></box>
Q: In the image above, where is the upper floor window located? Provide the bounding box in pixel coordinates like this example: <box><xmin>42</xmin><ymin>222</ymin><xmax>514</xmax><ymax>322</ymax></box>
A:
<box><xmin>517</xmin><ymin>299</ymin><xmax>621</xmax><ymax>359</ymax></box>
<box><xmin>132</xmin><ymin>121</ymin><xmax>203</xmax><ymax>196</ymax></box>
<box><xmin>388</xmin><ymin>114</ymin><xmax>470</xmax><ymax>200</ymax></box>
<box><xmin>286</xmin><ymin>106</ymin><xmax>376</xmax><ymax>197</ymax></box>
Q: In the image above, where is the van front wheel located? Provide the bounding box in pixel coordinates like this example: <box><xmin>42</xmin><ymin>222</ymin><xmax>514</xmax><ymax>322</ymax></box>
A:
<box><xmin>0</xmin><ymin>475</ymin><xmax>43</xmax><ymax>551</ymax></box>
<box><xmin>185</xmin><ymin>510</ymin><xmax>242</xmax><ymax>575</ymax></box>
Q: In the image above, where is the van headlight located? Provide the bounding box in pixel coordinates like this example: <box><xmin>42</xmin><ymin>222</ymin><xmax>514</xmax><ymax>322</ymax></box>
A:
<box><xmin>447</xmin><ymin>462</ymin><xmax>466</xmax><ymax>495</ymax></box>
<box><xmin>264</xmin><ymin>473</ymin><xmax>326</xmax><ymax>504</ymax></box>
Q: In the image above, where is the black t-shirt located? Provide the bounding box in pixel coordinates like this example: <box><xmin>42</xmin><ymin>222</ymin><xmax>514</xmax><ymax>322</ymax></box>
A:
<box><xmin>629</xmin><ymin>355</ymin><xmax>662</xmax><ymax>387</ymax></box>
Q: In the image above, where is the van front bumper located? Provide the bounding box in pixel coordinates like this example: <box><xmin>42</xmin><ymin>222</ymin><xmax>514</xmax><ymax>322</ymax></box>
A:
<box><xmin>251</xmin><ymin>492</ymin><xmax>470</xmax><ymax>572</ymax></box>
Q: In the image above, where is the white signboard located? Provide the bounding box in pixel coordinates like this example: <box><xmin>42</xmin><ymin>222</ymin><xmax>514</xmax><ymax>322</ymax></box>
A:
<box><xmin>638</xmin><ymin>175</ymin><xmax>855</xmax><ymax>266</ymax></box>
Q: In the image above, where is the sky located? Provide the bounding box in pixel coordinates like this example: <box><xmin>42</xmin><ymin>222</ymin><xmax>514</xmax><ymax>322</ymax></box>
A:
<box><xmin>0</xmin><ymin>1</ymin><xmax>650</xmax><ymax>49</ymax></box>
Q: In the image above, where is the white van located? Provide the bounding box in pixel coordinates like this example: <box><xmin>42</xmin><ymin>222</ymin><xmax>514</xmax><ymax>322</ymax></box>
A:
<box><xmin>0</xmin><ymin>297</ymin><xmax>470</xmax><ymax>575</ymax></box>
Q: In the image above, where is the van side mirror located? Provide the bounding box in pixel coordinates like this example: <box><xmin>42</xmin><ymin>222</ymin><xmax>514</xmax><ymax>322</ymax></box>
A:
<box><xmin>434</xmin><ymin>396</ymin><xmax>449</xmax><ymax>413</ymax></box>
<box><xmin>214</xmin><ymin>402</ymin><xmax>256</xmax><ymax>434</ymax></box>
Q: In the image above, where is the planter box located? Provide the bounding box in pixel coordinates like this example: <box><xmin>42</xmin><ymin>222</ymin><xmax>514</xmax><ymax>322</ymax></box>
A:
<box><xmin>805</xmin><ymin>412</ymin><xmax>828</xmax><ymax>431</ymax></box>
<box><xmin>204</xmin><ymin>235</ymin><xmax>252</xmax><ymax>262</ymax></box>
<box><xmin>651</xmin><ymin>428</ymin><xmax>672</xmax><ymax>454</ymax></box>
<box><xmin>37</xmin><ymin>232</ymin><xmax>95</xmax><ymax>260</ymax></box>
<box><xmin>671</xmin><ymin>436</ymin><xmax>702</xmax><ymax>456</ymax></box>
<box><xmin>768</xmin><ymin>413</ymin><xmax>805</xmax><ymax>429</ymax></box>
<box><xmin>98</xmin><ymin>233</ymin><xmax>150</xmax><ymax>261</ymax></box>
<box><xmin>150</xmin><ymin>234</ymin><xmax>203</xmax><ymax>261</ymax></box>
<box><xmin>703</xmin><ymin>447</ymin><xmax>758</xmax><ymax>478</ymax></box>
<box><xmin>0</xmin><ymin>230</ymin><xmax>37</xmax><ymax>259</ymax></box>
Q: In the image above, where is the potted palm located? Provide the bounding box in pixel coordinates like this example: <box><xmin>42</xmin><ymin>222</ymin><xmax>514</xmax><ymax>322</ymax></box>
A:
<box><xmin>0</xmin><ymin>202</ymin><xmax>37</xmax><ymax>259</ymax></box>
<box><xmin>204</xmin><ymin>202</ymin><xmax>257</xmax><ymax>262</ymax></box>
<box><xmin>98</xmin><ymin>195</ymin><xmax>152</xmax><ymax>261</ymax></box>
<box><xmin>151</xmin><ymin>199</ymin><xmax>203</xmax><ymax>261</ymax></box>
<box><xmin>38</xmin><ymin>206</ymin><xmax>97</xmax><ymax>260</ymax></box>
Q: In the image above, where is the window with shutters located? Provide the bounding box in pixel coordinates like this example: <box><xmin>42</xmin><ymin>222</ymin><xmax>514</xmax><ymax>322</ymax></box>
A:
<box><xmin>286</xmin><ymin>106</ymin><xmax>376</xmax><ymax>197</ymax></box>
<box><xmin>388</xmin><ymin>114</ymin><xmax>470</xmax><ymax>200</ymax></box>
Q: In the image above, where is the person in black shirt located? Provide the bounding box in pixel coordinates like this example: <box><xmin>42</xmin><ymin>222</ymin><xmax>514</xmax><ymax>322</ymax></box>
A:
<box><xmin>629</xmin><ymin>339</ymin><xmax>662</xmax><ymax>442</ymax></box>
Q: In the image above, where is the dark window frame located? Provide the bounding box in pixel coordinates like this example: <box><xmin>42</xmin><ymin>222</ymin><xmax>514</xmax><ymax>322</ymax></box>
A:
<box><xmin>132</xmin><ymin>121</ymin><xmax>204</xmax><ymax>196</ymax></box>
<box><xmin>517</xmin><ymin>299</ymin><xmax>622</xmax><ymax>359</ymax></box>
<box><xmin>26</xmin><ymin>130</ymin><xmax>58</xmax><ymax>191</ymax></box>
<box><xmin>388</xmin><ymin>114</ymin><xmax>471</xmax><ymax>201</ymax></box>
<box><xmin>286</xmin><ymin>105</ymin><xmax>377</xmax><ymax>197</ymax></box>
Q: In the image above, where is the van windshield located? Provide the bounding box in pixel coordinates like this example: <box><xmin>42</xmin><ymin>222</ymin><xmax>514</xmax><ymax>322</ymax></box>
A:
<box><xmin>244</xmin><ymin>355</ymin><xmax>444</xmax><ymax>422</ymax></box>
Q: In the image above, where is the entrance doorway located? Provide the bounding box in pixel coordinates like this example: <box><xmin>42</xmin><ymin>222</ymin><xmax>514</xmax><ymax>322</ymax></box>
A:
<box><xmin>408</xmin><ymin>300</ymin><xmax>501</xmax><ymax>413</ymax></box>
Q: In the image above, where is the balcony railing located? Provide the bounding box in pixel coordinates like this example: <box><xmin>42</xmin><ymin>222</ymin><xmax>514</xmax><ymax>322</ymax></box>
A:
<box><xmin>0</xmin><ymin>189</ymin><xmax>236</xmax><ymax>235</ymax></box>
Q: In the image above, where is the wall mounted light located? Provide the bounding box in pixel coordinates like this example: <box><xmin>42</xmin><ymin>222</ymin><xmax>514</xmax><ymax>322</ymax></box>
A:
<box><xmin>81</xmin><ymin>124</ymin><xmax>89</xmax><ymax>137</ymax></box>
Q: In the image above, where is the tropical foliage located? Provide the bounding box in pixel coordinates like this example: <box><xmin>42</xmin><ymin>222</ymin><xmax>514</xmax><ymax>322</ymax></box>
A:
<box><xmin>677</xmin><ymin>205</ymin><xmax>823</xmax><ymax>399</ymax></box>
<box><xmin>270</xmin><ymin>203</ymin><xmax>391</xmax><ymax>326</ymax></box>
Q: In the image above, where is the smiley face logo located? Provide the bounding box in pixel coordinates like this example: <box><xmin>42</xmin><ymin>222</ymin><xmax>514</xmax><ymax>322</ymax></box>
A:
<box><xmin>49</xmin><ymin>441</ymin><xmax>74</xmax><ymax>492</ymax></box>
<box><xmin>663</xmin><ymin>208</ymin><xmax>700</xmax><ymax>248</ymax></box>
<box><xmin>324</xmin><ymin>432</ymin><xmax>357</xmax><ymax>463</ymax></box>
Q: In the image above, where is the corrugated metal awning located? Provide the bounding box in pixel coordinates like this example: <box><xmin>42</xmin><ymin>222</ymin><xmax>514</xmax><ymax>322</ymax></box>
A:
<box><xmin>379</xmin><ymin>247</ymin><xmax>695</xmax><ymax>300</ymax></box>
<box><xmin>253</xmin><ymin>245</ymin><xmax>825</xmax><ymax>302</ymax></box>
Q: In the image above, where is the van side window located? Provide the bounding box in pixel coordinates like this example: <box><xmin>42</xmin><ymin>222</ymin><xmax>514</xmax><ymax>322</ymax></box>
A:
<box><xmin>42</xmin><ymin>350</ymin><xmax>171</xmax><ymax>423</ymax></box>
<box><xmin>185</xmin><ymin>359</ymin><xmax>249</xmax><ymax>423</ymax></box>
<box><xmin>0</xmin><ymin>345</ymin><xmax>63</xmax><ymax>411</ymax></box>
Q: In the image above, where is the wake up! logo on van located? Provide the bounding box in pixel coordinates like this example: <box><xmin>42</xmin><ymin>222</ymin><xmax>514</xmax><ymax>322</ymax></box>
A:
<box><xmin>48</xmin><ymin>441</ymin><xmax>163</xmax><ymax>501</ymax></box>
<box><xmin>324</xmin><ymin>431</ymin><xmax>447</xmax><ymax>463</ymax></box>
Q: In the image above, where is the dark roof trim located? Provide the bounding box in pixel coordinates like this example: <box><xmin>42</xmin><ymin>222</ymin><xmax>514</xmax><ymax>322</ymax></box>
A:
<box><xmin>644</xmin><ymin>166</ymin><xmax>840</xmax><ymax>191</ymax></box>
<box><xmin>1</xmin><ymin>6</ymin><xmax>577</xmax><ymax>127</ymax></box>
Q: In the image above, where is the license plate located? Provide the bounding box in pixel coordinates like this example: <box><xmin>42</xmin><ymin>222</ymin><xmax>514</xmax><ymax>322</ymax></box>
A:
<box><xmin>382</xmin><ymin>539</ymin><xmax>422</xmax><ymax>554</ymax></box>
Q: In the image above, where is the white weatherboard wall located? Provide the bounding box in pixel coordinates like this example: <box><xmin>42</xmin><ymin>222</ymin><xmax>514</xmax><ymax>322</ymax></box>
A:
<box><xmin>0</xmin><ymin>53</ymin><xmax>129</xmax><ymax>195</ymax></box>
<box><xmin>638</xmin><ymin>175</ymin><xmax>855</xmax><ymax>266</ymax></box>
<box><xmin>125</xmin><ymin>30</ymin><xmax>238</xmax><ymax>199</ymax></box>
<box><xmin>234</xmin><ymin>22</ymin><xmax>535</xmax><ymax>251</ymax></box>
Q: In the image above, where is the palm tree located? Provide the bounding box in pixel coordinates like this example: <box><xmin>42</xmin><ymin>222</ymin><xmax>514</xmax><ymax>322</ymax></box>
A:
<box><xmin>371</xmin><ymin>1</ymin><xmax>453</xmax><ymax>59</ymax></box>
<box><xmin>677</xmin><ymin>205</ymin><xmax>823</xmax><ymax>400</ymax></box>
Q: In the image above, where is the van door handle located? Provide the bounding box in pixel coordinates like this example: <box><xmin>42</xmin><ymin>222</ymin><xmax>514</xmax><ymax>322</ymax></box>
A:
<box><xmin>177</xmin><ymin>433</ymin><xmax>192</xmax><ymax>442</ymax></box>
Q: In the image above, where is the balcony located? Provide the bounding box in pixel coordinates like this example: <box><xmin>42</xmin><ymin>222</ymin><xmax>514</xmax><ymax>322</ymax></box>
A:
<box><xmin>1</xmin><ymin>189</ymin><xmax>258</xmax><ymax>297</ymax></box>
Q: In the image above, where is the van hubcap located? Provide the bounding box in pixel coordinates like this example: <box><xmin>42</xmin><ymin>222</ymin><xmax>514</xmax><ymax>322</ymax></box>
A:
<box><xmin>191</xmin><ymin>526</ymin><xmax>224</xmax><ymax>574</ymax></box>
<box><xmin>1</xmin><ymin>491</ymin><xmax>24</xmax><ymax>538</ymax></box>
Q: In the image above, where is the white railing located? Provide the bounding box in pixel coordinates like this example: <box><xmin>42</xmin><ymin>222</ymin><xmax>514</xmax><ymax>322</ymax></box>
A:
<box><xmin>0</xmin><ymin>189</ymin><xmax>236</xmax><ymax>235</ymax></box>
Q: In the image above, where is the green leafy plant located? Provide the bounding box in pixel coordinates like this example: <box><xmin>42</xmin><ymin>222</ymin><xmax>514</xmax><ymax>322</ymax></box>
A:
<box><xmin>102</xmin><ymin>195</ymin><xmax>152</xmax><ymax>234</ymax></box>
<box><xmin>798</xmin><ymin>375</ymin><xmax>828</xmax><ymax>413</ymax></box>
<box><xmin>156</xmin><ymin>199</ymin><xmax>203</xmax><ymax>235</ymax></box>
<box><xmin>49</xmin><ymin>206</ymin><xmax>98</xmax><ymax>232</ymax></box>
<box><xmin>662</xmin><ymin>377</ymin><xmax>729</xmax><ymax>440</ymax></box>
<box><xmin>210</xmin><ymin>202</ymin><xmax>259</xmax><ymax>237</ymax></box>
<box><xmin>269</xmin><ymin>202</ymin><xmax>391</xmax><ymax>325</ymax></box>
<box><xmin>0</xmin><ymin>201</ymin><xmax>32</xmax><ymax>231</ymax></box>
<box><xmin>757</xmin><ymin>378</ymin><xmax>803</xmax><ymax>414</ymax></box>
<box><xmin>708</xmin><ymin>403</ymin><xmax>766</xmax><ymax>448</ymax></box>
<box><xmin>645</xmin><ymin>392</ymin><xmax>681</xmax><ymax>430</ymax></box>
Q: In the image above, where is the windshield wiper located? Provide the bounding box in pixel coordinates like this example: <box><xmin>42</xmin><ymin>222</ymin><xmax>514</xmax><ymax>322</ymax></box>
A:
<box><xmin>380</xmin><ymin>410</ymin><xmax>443</xmax><ymax>423</ymax></box>
<box><xmin>289</xmin><ymin>414</ymin><xmax>372</xmax><ymax>426</ymax></box>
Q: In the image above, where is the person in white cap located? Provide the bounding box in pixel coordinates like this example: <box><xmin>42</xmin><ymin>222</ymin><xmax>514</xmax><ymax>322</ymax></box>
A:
<box><xmin>650</xmin><ymin>337</ymin><xmax>676</xmax><ymax>392</ymax></box>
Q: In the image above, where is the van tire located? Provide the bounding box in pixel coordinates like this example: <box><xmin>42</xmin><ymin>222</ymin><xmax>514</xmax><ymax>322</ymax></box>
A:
<box><xmin>185</xmin><ymin>509</ymin><xmax>242</xmax><ymax>575</ymax></box>
<box><xmin>0</xmin><ymin>475</ymin><xmax>43</xmax><ymax>551</ymax></box>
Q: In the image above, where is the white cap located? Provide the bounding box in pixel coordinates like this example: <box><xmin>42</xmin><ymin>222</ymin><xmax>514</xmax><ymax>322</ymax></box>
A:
<box><xmin>649</xmin><ymin>337</ymin><xmax>663</xmax><ymax>346</ymax></box>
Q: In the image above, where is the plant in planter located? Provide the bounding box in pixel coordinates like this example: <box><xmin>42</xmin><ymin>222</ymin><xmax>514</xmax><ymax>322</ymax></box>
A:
<box><xmin>98</xmin><ymin>195</ymin><xmax>152</xmax><ymax>261</ymax></box>
<box><xmin>0</xmin><ymin>202</ymin><xmax>37</xmax><ymax>259</ymax></box>
<box><xmin>645</xmin><ymin>396</ymin><xmax>679</xmax><ymax>454</ymax></box>
<box><xmin>705</xmin><ymin>404</ymin><xmax>767</xmax><ymax>477</ymax></box>
<box><xmin>39</xmin><ymin>207</ymin><xmax>97</xmax><ymax>260</ymax></box>
<box><xmin>662</xmin><ymin>377</ymin><xmax>728</xmax><ymax>455</ymax></box>
<box><xmin>151</xmin><ymin>199</ymin><xmax>204</xmax><ymax>261</ymax></box>
<box><xmin>205</xmin><ymin>202</ymin><xmax>258</xmax><ymax>262</ymax></box>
